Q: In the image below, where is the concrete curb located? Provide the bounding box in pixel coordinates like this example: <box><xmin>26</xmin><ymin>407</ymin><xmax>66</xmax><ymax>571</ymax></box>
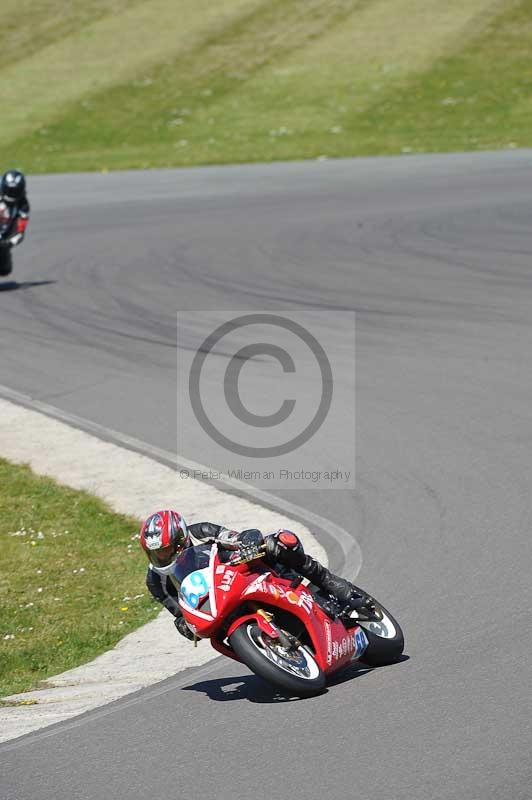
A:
<box><xmin>0</xmin><ymin>392</ymin><xmax>360</xmax><ymax>742</ymax></box>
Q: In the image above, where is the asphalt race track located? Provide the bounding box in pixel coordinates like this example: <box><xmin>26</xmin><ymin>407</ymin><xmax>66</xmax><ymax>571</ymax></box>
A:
<box><xmin>1</xmin><ymin>151</ymin><xmax>532</xmax><ymax>800</ymax></box>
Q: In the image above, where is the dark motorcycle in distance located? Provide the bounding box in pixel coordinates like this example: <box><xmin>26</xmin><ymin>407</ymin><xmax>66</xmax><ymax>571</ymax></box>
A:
<box><xmin>0</xmin><ymin>201</ymin><xmax>26</xmax><ymax>277</ymax></box>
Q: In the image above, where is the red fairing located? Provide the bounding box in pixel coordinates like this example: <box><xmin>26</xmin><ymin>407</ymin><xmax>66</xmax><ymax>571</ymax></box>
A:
<box><xmin>178</xmin><ymin>551</ymin><xmax>260</xmax><ymax>640</ymax></box>
<box><xmin>178</xmin><ymin>545</ymin><xmax>368</xmax><ymax>676</ymax></box>
<box><xmin>16</xmin><ymin>218</ymin><xmax>28</xmax><ymax>234</ymax></box>
<box><xmin>241</xmin><ymin>578</ymin><xmax>363</xmax><ymax>673</ymax></box>
<box><xmin>319</xmin><ymin>617</ymin><xmax>367</xmax><ymax>671</ymax></box>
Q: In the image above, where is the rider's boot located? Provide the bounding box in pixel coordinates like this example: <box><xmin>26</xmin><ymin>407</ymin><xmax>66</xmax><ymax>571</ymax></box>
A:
<box><xmin>298</xmin><ymin>556</ymin><xmax>370</xmax><ymax>609</ymax></box>
<box><xmin>265</xmin><ymin>530</ymin><xmax>373</xmax><ymax>614</ymax></box>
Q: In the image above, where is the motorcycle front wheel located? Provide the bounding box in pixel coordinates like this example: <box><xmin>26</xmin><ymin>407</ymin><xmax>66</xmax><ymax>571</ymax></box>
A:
<box><xmin>229</xmin><ymin>621</ymin><xmax>326</xmax><ymax>697</ymax></box>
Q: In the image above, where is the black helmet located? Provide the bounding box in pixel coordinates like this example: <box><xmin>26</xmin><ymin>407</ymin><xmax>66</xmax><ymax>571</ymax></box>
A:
<box><xmin>1</xmin><ymin>170</ymin><xmax>26</xmax><ymax>202</ymax></box>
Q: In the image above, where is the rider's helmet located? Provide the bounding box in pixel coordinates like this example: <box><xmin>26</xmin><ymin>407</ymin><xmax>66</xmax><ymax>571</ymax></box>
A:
<box><xmin>1</xmin><ymin>171</ymin><xmax>26</xmax><ymax>203</ymax></box>
<box><xmin>140</xmin><ymin>510</ymin><xmax>190</xmax><ymax>574</ymax></box>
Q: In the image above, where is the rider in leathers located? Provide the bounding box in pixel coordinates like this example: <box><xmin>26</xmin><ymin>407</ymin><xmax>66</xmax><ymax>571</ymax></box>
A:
<box><xmin>0</xmin><ymin>170</ymin><xmax>30</xmax><ymax>245</ymax></box>
<box><xmin>141</xmin><ymin>512</ymin><xmax>371</xmax><ymax>641</ymax></box>
<box><xmin>0</xmin><ymin>170</ymin><xmax>30</xmax><ymax>277</ymax></box>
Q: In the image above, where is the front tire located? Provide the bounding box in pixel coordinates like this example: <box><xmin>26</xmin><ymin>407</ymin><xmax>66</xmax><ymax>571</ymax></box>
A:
<box><xmin>0</xmin><ymin>247</ymin><xmax>12</xmax><ymax>277</ymax></box>
<box><xmin>229</xmin><ymin>621</ymin><xmax>326</xmax><ymax>697</ymax></box>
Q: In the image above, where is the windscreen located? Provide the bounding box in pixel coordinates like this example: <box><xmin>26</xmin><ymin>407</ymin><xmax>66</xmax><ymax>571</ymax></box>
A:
<box><xmin>172</xmin><ymin>543</ymin><xmax>211</xmax><ymax>588</ymax></box>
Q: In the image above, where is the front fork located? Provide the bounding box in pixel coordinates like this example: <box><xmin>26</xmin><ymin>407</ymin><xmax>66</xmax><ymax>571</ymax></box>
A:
<box><xmin>216</xmin><ymin>606</ymin><xmax>297</xmax><ymax>662</ymax></box>
<box><xmin>254</xmin><ymin>606</ymin><xmax>299</xmax><ymax>650</ymax></box>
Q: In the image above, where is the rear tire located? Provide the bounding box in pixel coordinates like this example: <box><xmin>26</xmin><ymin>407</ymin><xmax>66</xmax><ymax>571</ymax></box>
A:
<box><xmin>229</xmin><ymin>621</ymin><xmax>326</xmax><ymax>697</ymax></box>
<box><xmin>0</xmin><ymin>247</ymin><xmax>12</xmax><ymax>277</ymax></box>
<box><xmin>349</xmin><ymin>585</ymin><xmax>404</xmax><ymax>667</ymax></box>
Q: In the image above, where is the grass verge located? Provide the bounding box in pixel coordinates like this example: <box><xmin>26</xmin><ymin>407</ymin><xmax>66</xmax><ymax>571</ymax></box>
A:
<box><xmin>3</xmin><ymin>0</ymin><xmax>532</xmax><ymax>172</ymax></box>
<box><xmin>0</xmin><ymin>457</ymin><xmax>157</xmax><ymax>699</ymax></box>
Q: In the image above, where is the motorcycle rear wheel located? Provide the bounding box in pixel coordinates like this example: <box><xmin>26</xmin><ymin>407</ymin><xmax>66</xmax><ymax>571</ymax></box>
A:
<box><xmin>349</xmin><ymin>586</ymin><xmax>404</xmax><ymax>667</ymax></box>
<box><xmin>0</xmin><ymin>247</ymin><xmax>12</xmax><ymax>277</ymax></box>
<box><xmin>230</xmin><ymin>621</ymin><xmax>326</xmax><ymax>697</ymax></box>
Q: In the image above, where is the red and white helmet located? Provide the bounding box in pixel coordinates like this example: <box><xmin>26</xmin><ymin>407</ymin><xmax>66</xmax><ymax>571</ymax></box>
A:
<box><xmin>140</xmin><ymin>510</ymin><xmax>189</xmax><ymax>574</ymax></box>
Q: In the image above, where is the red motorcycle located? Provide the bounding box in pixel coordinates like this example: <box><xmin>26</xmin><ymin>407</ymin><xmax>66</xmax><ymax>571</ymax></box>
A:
<box><xmin>175</xmin><ymin>539</ymin><xmax>404</xmax><ymax>696</ymax></box>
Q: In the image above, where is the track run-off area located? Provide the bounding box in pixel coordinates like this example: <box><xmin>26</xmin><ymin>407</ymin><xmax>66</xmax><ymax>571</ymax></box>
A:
<box><xmin>1</xmin><ymin>151</ymin><xmax>532</xmax><ymax>800</ymax></box>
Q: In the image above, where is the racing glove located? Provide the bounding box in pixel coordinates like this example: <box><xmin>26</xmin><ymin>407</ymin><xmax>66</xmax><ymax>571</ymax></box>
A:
<box><xmin>264</xmin><ymin>529</ymin><xmax>306</xmax><ymax>569</ymax></box>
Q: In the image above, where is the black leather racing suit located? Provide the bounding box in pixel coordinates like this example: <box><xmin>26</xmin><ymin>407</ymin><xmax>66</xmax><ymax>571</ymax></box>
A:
<box><xmin>146</xmin><ymin>522</ymin><xmax>360</xmax><ymax>631</ymax></box>
<box><xmin>0</xmin><ymin>194</ymin><xmax>30</xmax><ymax>277</ymax></box>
